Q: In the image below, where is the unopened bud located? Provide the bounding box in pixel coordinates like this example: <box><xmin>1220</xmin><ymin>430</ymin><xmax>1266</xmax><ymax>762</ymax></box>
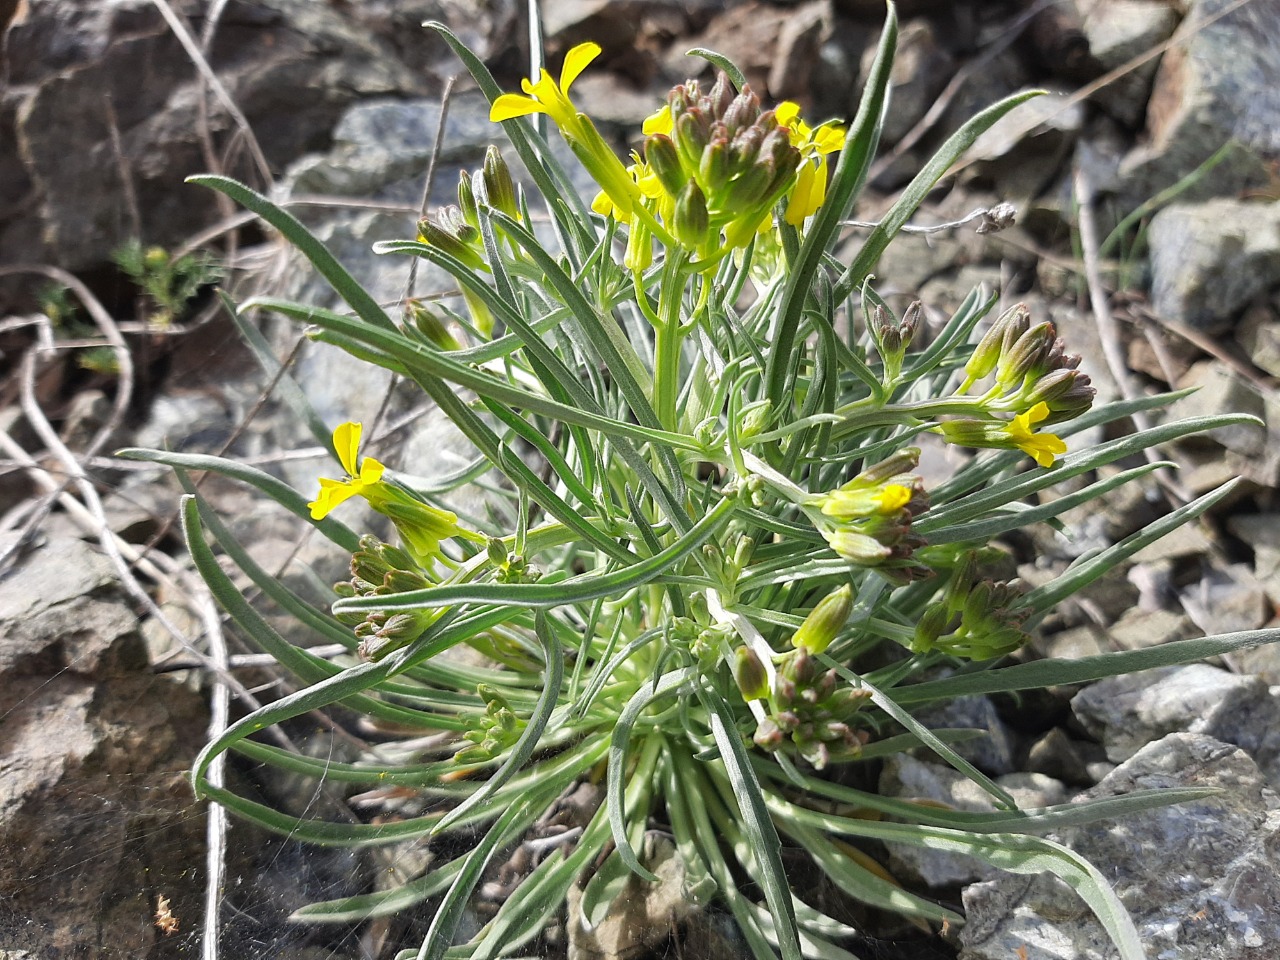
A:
<box><xmin>738</xmin><ymin>400</ymin><xmax>772</xmax><ymax>442</ymax></box>
<box><xmin>481</xmin><ymin>145</ymin><xmax>519</xmax><ymax>220</ymax></box>
<box><xmin>790</xmin><ymin>584</ymin><xmax>853</xmax><ymax>654</ymax></box>
<box><xmin>733</xmin><ymin>647</ymin><xmax>770</xmax><ymax>702</ymax></box>
<box><xmin>997</xmin><ymin>322</ymin><xmax>1054</xmax><ymax>389</ymax></box>
<box><xmin>673</xmin><ymin>180</ymin><xmax>710</xmax><ymax>248</ymax></box>
<box><xmin>456</xmin><ymin>170</ymin><xmax>479</xmax><ymax>229</ymax></box>
<box><xmin>406</xmin><ymin>299</ymin><xmax>461</xmax><ymax>350</ymax></box>
<box><xmin>966</xmin><ymin>303</ymin><xmax>1030</xmax><ymax>383</ymax></box>
<box><xmin>644</xmin><ymin>134</ymin><xmax>687</xmax><ymax>198</ymax></box>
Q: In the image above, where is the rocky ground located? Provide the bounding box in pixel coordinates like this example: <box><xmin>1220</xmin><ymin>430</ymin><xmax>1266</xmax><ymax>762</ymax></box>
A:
<box><xmin>2</xmin><ymin>0</ymin><xmax>1280</xmax><ymax>958</ymax></box>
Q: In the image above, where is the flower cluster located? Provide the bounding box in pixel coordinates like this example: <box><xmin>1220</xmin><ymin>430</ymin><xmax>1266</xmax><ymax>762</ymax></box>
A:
<box><xmin>454</xmin><ymin>684</ymin><xmax>527</xmax><ymax>764</ymax></box>
<box><xmin>490</xmin><ymin>43</ymin><xmax>842</xmax><ymax>264</ymax></box>
<box><xmin>807</xmin><ymin>449</ymin><xmax>929</xmax><ymax>567</ymax></box>
<box><xmin>911</xmin><ymin>551</ymin><xmax>1031</xmax><ymax>660</ymax></box>
<box><xmin>636</xmin><ymin>73</ymin><xmax>841</xmax><ymax>252</ymax></box>
<box><xmin>741</xmin><ymin>585</ymin><xmax>870</xmax><ymax>768</ymax></box>
<box><xmin>939</xmin><ymin>304</ymin><xmax>1095</xmax><ymax>467</ymax></box>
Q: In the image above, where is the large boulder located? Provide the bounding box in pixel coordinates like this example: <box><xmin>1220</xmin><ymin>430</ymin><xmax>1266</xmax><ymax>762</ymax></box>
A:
<box><xmin>0</xmin><ymin>536</ymin><xmax>208</xmax><ymax>956</ymax></box>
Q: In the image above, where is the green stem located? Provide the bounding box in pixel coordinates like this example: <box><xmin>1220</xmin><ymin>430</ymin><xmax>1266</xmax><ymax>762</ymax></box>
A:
<box><xmin>653</xmin><ymin>250</ymin><xmax>691</xmax><ymax>431</ymax></box>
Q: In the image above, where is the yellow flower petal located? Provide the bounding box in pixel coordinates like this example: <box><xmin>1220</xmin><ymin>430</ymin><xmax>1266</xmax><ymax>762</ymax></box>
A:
<box><xmin>775</xmin><ymin>101</ymin><xmax>802</xmax><ymax>127</ymax></box>
<box><xmin>591</xmin><ymin>190</ymin><xmax>615</xmax><ymax>216</ymax></box>
<box><xmin>810</xmin><ymin>123</ymin><xmax>846</xmax><ymax>154</ymax></box>
<box><xmin>560</xmin><ymin>42</ymin><xmax>602</xmax><ymax>93</ymax></box>
<box><xmin>309</xmin><ymin>477</ymin><xmax>359</xmax><ymax>520</ymax></box>
<box><xmin>359</xmin><ymin>456</ymin><xmax>386</xmax><ymax>485</ymax></box>
<box><xmin>876</xmin><ymin>484</ymin><xmax>912</xmax><ymax>513</ymax></box>
<box><xmin>490</xmin><ymin>93</ymin><xmax>545</xmax><ymax>122</ymax></box>
<box><xmin>1026</xmin><ymin>401</ymin><xmax>1051</xmax><ymax>425</ymax></box>
<box><xmin>642</xmin><ymin>105</ymin><xmax>672</xmax><ymax>136</ymax></box>
<box><xmin>334</xmin><ymin>421</ymin><xmax>362</xmax><ymax>476</ymax></box>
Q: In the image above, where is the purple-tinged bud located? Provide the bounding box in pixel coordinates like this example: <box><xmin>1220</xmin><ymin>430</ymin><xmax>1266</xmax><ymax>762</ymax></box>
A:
<box><xmin>997</xmin><ymin>322</ymin><xmax>1054</xmax><ymax>388</ymax></box>
<box><xmin>753</xmin><ymin>716</ymin><xmax>783</xmax><ymax>750</ymax></box>
<box><xmin>722</xmin><ymin>88</ymin><xmax>761</xmax><ymax>133</ymax></box>
<box><xmin>645</xmin><ymin>134</ymin><xmax>687</xmax><ymax>198</ymax></box>
<box><xmin>707</xmin><ymin>72</ymin><xmax>736</xmax><ymax>118</ymax></box>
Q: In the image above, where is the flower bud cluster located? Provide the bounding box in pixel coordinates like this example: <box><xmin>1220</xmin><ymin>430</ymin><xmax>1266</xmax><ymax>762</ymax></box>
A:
<box><xmin>910</xmin><ymin>551</ymin><xmax>1030</xmax><ymax>660</ymax></box>
<box><xmin>333</xmin><ymin>535</ymin><xmax>442</xmax><ymax>661</ymax></box>
<box><xmin>486</xmin><ymin>537</ymin><xmax>543</xmax><ymax>584</ymax></box>
<box><xmin>454</xmin><ymin>683</ymin><xmax>527</xmax><ymax>765</ymax></box>
<box><xmin>808</xmin><ymin>449</ymin><xmax>929</xmax><ymax>568</ymax></box>
<box><xmin>871</xmin><ymin>301</ymin><xmax>921</xmax><ymax>382</ymax></box>
<box><xmin>414</xmin><ymin>146</ymin><xmax>519</xmax><ymax>336</ymax></box>
<box><xmin>963</xmin><ymin>304</ymin><xmax>1095</xmax><ymax>425</ymax></box>
<box><xmin>751</xmin><ymin>646</ymin><xmax>872</xmax><ymax>769</ymax></box>
<box><xmin>639</xmin><ymin>73</ymin><xmax>804</xmax><ymax>252</ymax></box>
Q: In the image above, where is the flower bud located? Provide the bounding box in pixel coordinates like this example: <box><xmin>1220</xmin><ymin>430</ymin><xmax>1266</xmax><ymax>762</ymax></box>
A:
<box><xmin>738</xmin><ymin>400</ymin><xmax>772</xmax><ymax>442</ymax></box>
<box><xmin>723</xmin><ymin>163</ymin><xmax>772</xmax><ymax>210</ymax></box>
<box><xmin>418</xmin><ymin>215</ymin><xmax>483</xmax><ymax>269</ymax></box>
<box><xmin>675</xmin><ymin>110</ymin><xmax>711</xmax><ymax>172</ymax></box>
<box><xmin>456</xmin><ymin>170</ymin><xmax>479</xmax><ymax>229</ymax></box>
<box><xmin>699</xmin><ymin>138</ymin><xmax>731</xmax><ymax>194</ymax></box>
<box><xmin>673</xmin><ymin>180</ymin><xmax>709</xmax><ymax>248</ymax></box>
<box><xmin>481</xmin><ymin>145</ymin><xmax>519</xmax><ymax>220</ymax></box>
<box><xmin>965</xmin><ymin>303</ymin><xmax>1030</xmax><ymax>383</ymax></box>
<box><xmin>722</xmin><ymin>88</ymin><xmax>761</xmax><ymax>133</ymax></box>
<box><xmin>733</xmin><ymin>646</ymin><xmax>770</xmax><ymax>702</ymax></box>
<box><xmin>644</xmin><ymin>134</ymin><xmax>687</xmax><ymax>198</ymax></box>
<box><xmin>406</xmin><ymin>299</ymin><xmax>461</xmax><ymax>350</ymax></box>
<box><xmin>790</xmin><ymin>584</ymin><xmax>853</xmax><ymax>654</ymax></box>
<box><xmin>997</xmin><ymin>322</ymin><xmax>1054</xmax><ymax>389</ymax></box>
<box><xmin>753</xmin><ymin>716</ymin><xmax>783</xmax><ymax>750</ymax></box>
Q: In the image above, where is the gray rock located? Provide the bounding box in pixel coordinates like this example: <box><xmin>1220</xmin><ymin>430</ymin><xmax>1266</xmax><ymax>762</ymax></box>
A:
<box><xmin>1025</xmin><ymin>728</ymin><xmax>1104</xmax><ymax>787</ymax></box>
<box><xmin>1072</xmin><ymin>664</ymin><xmax>1280</xmax><ymax>782</ymax></box>
<box><xmin>1079</xmin><ymin>0</ymin><xmax>1180</xmax><ymax>127</ymax></box>
<box><xmin>879</xmin><ymin>755</ymin><xmax>1068</xmax><ymax>888</ymax></box>
<box><xmin>960</xmin><ymin>733</ymin><xmax>1280</xmax><ymax>960</ymax></box>
<box><xmin>1179</xmin><ymin>562</ymin><xmax>1270</xmax><ymax>638</ymax></box>
<box><xmin>4</xmin><ymin>0</ymin><xmax>433</xmax><ymax>273</ymax></box>
<box><xmin>1147</xmin><ymin>200</ymin><xmax>1280</xmax><ymax>330</ymax></box>
<box><xmin>914</xmin><ymin>695</ymin><xmax>1019</xmax><ymax>776</ymax></box>
<box><xmin>1165</xmin><ymin>360</ymin><xmax>1268</xmax><ymax>455</ymax></box>
<box><xmin>768</xmin><ymin>2</ymin><xmax>828</xmax><ymax>104</ymax></box>
<box><xmin>1116</xmin><ymin>0</ymin><xmax>1279</xmax><ymax>208</ymax></box>
<box><xmin>0</xmin><ymin>537</ymin><xmax>207</xmax><ymax>955</ymax></box>
<box><xmin>286</xmin><ymin>92</ymin><xmax>494</xmax><ymax>198</ymax></box>
<box><xmin>1228</xmin><ymin>513</ymin><xmax>1280</xmax><ymax>587</ymax></box>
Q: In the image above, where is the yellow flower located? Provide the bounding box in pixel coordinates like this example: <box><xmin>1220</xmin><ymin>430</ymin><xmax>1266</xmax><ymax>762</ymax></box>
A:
<box><xmin>490</xmin><ymin>42</ymin><xmax>638</xmax><ymax>217</ymax></box>
<box><xmin>309</xmin><ymin>422</ymin><xmax>386</xmax><ymax>520</ymax></box>
<box><xmin>490</xmin><ymin>41</ymin><xmax>601</xmax><ymax>128</ymax></box>
<box><xmin>775</xmin><ymin>102</ymin><xmax>844</xmax><ymax>226</ymax></box>
<box><xmin>1005</xmin><ymin>402</ymin><xmax>1067</xmax><ymax>468</ymax></box>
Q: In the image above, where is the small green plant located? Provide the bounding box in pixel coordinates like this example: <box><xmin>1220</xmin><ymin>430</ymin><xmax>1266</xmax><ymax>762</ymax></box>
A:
<box><xmin>37</xmin><ymin>281</ymin><xmax>121</xmax><ymax>374</ymax></box>
<box><xmin>113</xmin><ymin>237</ymin><xmax>221</xmax><ymax>327</ymax></box>
<box><xmin>122</xmin><ymin>7</ymin><xmax>1277</xmax><ymax>959</ymax></box>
